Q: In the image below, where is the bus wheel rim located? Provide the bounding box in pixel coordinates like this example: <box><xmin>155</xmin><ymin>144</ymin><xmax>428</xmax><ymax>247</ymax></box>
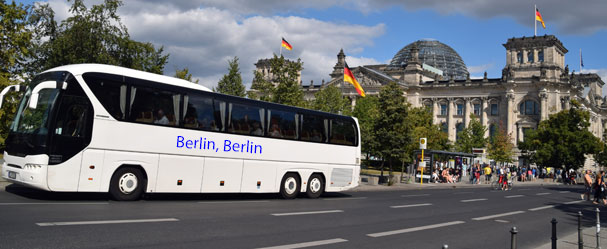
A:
<box><xmin>310</xmin><ymin>178</ymin><xmax>322</xmax><ymax>193</ymax></box>
<box><xmin>119</xmin><ymin>173</ymin><xmax>138</xmax><ymax>194</ymax></box>
<box><xmin>284</xmin><ymin>177</ymin><xmax>297</xmax><ymax>195</ymax></box>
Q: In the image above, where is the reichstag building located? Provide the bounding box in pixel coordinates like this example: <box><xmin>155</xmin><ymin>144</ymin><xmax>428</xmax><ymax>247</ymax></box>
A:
<box><xmin>299</xmin><ymin>35</ymin><xmax>605</xmax><ymax>168</ymax></box>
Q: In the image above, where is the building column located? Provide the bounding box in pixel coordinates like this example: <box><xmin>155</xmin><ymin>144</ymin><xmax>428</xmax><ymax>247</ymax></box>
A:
<box><xmin>350</xmin><ymin>96</ymin><xmax>356</xmax><ymax>110</ymax></box>
<box><xmin>432</xmin><ymin>98</ymin><xmax>439</xmax><ymax>125</ymax></box>
<box><xmin>481</xmin><ymin>97</ymin><xmax>489</xmax><ymax>137</ymax></box>
<box><xmin>517</xmin><ymin>124</ymin><xmax>523</xmax><ymax>142</ymax></box>
<box><xmin>539</xmin><ymin>90</ymin><xmax>548</xmax><ymax>121</ymax></box>
<box><xmin>506</xmin><ymin>93</ymin><xmax>516</xmax><ymax>144</ymax></box>
<box><xmin>554</xmin><ymin>89</ymin><xmax>561</xmax><ymax>112</ymax></box>
<box><xmin>447</xmin><ymin>98</ymin><xmax>455</xmax><ymax>142</ymax></box>
<box><xmin>522</xmin><ymin>49</ymin><xmax>528</xmax><ymax>63</ymax></box>
<box><xmin>464</xmin><ymin>98</ymin><xmax>471</xmax><ymax>127</ymax></box>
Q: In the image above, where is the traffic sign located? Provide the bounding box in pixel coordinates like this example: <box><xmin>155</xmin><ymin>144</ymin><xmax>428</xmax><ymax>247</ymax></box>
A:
<box><xmin>420</xmin><ymin>137</ymin><xmax>427</xmax><ymax>149</ymax></box>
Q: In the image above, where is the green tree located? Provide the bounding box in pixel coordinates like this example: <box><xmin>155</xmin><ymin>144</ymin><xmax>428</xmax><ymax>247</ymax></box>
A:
<box><xmin>215</xmin><ymin>56</ymin><xmax>245</xmax><ymax>97</ymax></box>
<box><xmin>374</xmin><ymin>82</ymin><xmax>411</xmax><ymax>181</ymax></box>
<box><xmin>249</xmin><ymin>70</ymin><xmax>273</xmax><ymax>101</ymax></box>
<box><xmin>456</xmin><ymin>114</ymin><xmax>487</xmax><ymax>153</ymax></box>
<box><xmin>519</xmin><ymin>101</ymin><xmax>601</xmax><ymax>170</ymax></box>
<box><xmin>0</xmin><ymin>1</ymin><xmax>34</xmax><ymax>148</ymax></box>
<box><xmin>27</xmin><ymin>0</ymin><xmax>168</xmax><ymax>75</ymax></box>
<box><xmin>311</xmin><ymin>84</ymin><xmax>351</xmax><ymax>115</ymax></box>
<box><xmin>352</xmin><ymin>95</ymin><xmax>379</xmax><ymax>161</ymax></box>
<box><xmin>174</xmin><ymin>67</ymin><xmax>199</xmax><ymax>84</ymax></box>
<box><xmin>269</xmin><ymin>54</ymin><xmax>304</xmax><ymax>107</ymax></box>
<box><xmin>406</xmin><ymin>106</ymin><xmax>450</xmax><ymax>157</ymax></box>
<box><xmin>487</xmin><ymin>123</ymin><xmax>515</xmax><ymax>165</ymax></box>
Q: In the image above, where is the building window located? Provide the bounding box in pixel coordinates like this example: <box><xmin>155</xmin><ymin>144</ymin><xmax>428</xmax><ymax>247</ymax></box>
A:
<box><xmin>490</xmin><ymin>103</ymin><xmax>499</xmax><ymax>116</ymax></box>
<box><xmin>473</xmin><ymin>103</ymin><xmax>481</xmax><ymax>116</ymax></box>
<box><xmin>517</xmin><ymin>52</ymin><xmax>523</xmax><ymax>63</ymax></box>
<box><xmin>424</xmin><ymin>102</ymin><xmax>432</xmax><ymax>113</ymax></box>
<box><xmin>538</xmin><ymin>50</ymin><xmax>544</xmax><ymax>62</ymax></box>
<box><xmin>489</xmin><ymin>124</ymin><xmax>497</xmax><ymax>140</ymax></box>
<box><xmin>455</xmin><ymin>122</ymin><xmax>464</xmax><ymax>141</ymax></box>
<box><xmin>527</xmin><ymin>51</ymin><xmax>534</xmax><ymax>63</ymax></box>
<box><xmin>441</xmin><ymin>122</ymin><xmax>448</xmax><ymax>134</ymax></box>
<box><xmin>519</xmin><ymin>100</ymin><xmax>539</xmax><ymax>115</ymax></box>
<box><xmin>456</xmin><ymin>103</ymin><xmax>463</xmax><ymax>116</ymax></box>
<box><xmin>522</xmin><ymin>127</ymin><xmax>533</xmax><ymax>141</ymax></box>
<box><xmin>440</xmin><ymin>104</ymin><xmax>447</xmax><ymax>116</ymax></box>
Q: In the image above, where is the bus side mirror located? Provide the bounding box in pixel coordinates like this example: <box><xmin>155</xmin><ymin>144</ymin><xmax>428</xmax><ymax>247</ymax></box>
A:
<box><xmin>0</xmin><ymin>85</ymin><xmax>21</xmax><ymax>109</ymax></box>
<box><xmin>29</xmin><ymin>81</ymin><xmax>67</xmax><ymax>109</ymax></box>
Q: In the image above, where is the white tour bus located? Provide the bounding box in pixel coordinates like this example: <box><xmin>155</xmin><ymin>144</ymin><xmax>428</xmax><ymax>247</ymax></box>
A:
<box><xmin>0</xmin><ymin>64</ymin><xmax>361</xmax><ymax>200</ymax></box>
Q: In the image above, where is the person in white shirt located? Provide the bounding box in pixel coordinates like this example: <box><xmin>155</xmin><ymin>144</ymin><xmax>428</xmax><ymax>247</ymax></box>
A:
<box><xmin>154</xmin><ymin>109</ymin><xmax>169</xmax><ymax>125</ymax></box>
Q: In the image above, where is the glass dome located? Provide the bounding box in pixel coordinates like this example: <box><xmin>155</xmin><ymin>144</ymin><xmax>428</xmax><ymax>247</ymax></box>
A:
<box><xmin>389</xmin><ymin>39</ymin><xmax>468</xmax><ymax>80</ymax></box>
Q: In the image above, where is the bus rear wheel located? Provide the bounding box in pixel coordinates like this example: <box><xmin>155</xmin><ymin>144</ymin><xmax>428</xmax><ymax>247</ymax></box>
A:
<box><xmin>109</xmin><ymin>167</ymin><xmax>146</xmax><ymax>201</ymax></box>
<box><xmin>280</xmin><ymin>173</ymin><xmax>300</xmax><ymax>199</ymax></box>
<box><xmin>306</xmin><ymin>174</ymin><xmax>324</xmax><ymax>199</ymax></box>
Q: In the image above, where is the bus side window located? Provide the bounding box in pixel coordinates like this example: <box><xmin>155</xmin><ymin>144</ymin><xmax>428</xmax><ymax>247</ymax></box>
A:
<box><xmin>301</xmin><ymin>114</ymin><xmax>326</xmax><ymax>143</ymax></box>
<box><xmin>228</xmin><ymin>102</ymin><xmax>264</xmax><ymax>136</ymax></box>
<box><xmin>184</xmin><ymin>93</ymin><xmax>217</xmax><ymax>131</ymax></box>
<box><xmin>82</xmin><ymin>73</ymin><xmax>126</xmax><ymax>120</ymax></box>
<box><xmin>330</xmin><ymin>119</ymin><xmax>356</xmax><ymax>146</ymax></box>
<box><xmin>268</xmin><ymin>109</ymin><xmax>297</xmax><ymax>140</ymax></box>
<box><xmin>129</xmin><ymin>85</ymin><xmax>181</xmax><ymax>127</ymax></box>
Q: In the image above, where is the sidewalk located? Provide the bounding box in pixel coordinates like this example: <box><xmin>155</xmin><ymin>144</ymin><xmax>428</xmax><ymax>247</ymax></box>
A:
<box><xmin>353</xmin><ymin>179</ymin><xmax>566</xmax><ymax>192</ymax></box>
<box><xmin>536</xmin><ymin>226</ymin><xmax>607</xmax><ymax>249</ymax></box>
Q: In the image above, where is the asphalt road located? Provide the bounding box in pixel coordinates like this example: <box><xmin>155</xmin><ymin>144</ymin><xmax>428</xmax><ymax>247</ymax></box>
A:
<box><xmin>0</xmin><ymin>183</ymin><xmax>602</xmax><ymax>249</ymax></box>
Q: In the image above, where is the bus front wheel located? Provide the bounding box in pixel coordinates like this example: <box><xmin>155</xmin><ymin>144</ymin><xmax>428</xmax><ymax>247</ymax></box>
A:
<box><xmin>306</xmin><ymin>174</ymin><xmax>324</xmax><ymax>199</ymax></box>
<box><xmin>280</xmin><ymin>173</ymin><xmax>300</xmax><ymax>199</ymax></box>
<box><xmin>109</xmin><ymin>167</ymin><xmax>146</xmax><ymax>201</ymax></box>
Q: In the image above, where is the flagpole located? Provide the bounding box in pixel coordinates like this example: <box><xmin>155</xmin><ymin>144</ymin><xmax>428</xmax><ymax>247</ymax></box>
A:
<box><xmin>580</xmin><ymin>48</ymin><xmax>582</xmax><ymax>73</ymax></box>
<box><xmin>280</xmin><ymin>42</ymin><xmax>283</xmax><ymax>57</ymax></box>
<box><xmin>534</xmin><ymin>4</ymin><xmax>537</xmax><ymax>36</ymax></box>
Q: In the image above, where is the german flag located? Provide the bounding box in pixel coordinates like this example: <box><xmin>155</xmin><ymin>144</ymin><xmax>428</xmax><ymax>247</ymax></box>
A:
<box><xmin>536</xmin><ymin>8</ymin><xmax>546</xmax><ymax>29</ymax></box>
<box><xmin>281</xmin><ymin>38</ymin><xmax>292</xmax><ymax>50</ymax></box>
<box><xmin>344</xmin><ymin>63</ymin><xmax>365</xmax><ymax>97</ymax></box>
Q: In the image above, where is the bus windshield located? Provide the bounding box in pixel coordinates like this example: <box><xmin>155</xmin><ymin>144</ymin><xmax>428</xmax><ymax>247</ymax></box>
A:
<box><xmin>6</xmin><ymin>71</ymin><xmax>70</xmax><ymax>155</ymax></box>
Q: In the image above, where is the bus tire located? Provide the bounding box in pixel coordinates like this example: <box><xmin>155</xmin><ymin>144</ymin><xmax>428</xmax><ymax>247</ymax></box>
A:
<box><xmin>306</xmin><ymin>174</ymin><xmax>324</xmax><ymax>199</ymax></box>
<box><xmin>109</xmin><ymin>167</ymin><xmax>146</xmax><ymax>201</ymax></box>
<box><xmin>280</xmin><ymin>173</ymin><xmax>300</xmax><ymax>199</ymax></box>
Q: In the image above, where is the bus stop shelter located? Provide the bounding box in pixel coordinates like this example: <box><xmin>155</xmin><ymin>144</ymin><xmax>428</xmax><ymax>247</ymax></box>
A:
<box><xmin>412</xmin><ymin>149</ymin><xmax>477</xmax><ymax>183</ymax></box>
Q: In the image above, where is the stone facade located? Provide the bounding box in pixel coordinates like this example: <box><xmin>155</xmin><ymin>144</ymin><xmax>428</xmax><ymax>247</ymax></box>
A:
<box><xmin>300</xmin><ymin>35</ymin><xmax>606</xmax><ymax>168</ymax></box>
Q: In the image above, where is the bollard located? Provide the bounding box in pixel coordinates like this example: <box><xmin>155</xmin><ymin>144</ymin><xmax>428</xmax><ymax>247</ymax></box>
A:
<box><xmin>511</xmin><ymin>226</ymin><xmax>518</xmax><ymax>249</ymax></box>
<box><xmin>442</xmin><ymin>245</ymin><xmax>448</xmax><ymax>249</ymax></box>
<box><xmin>551</xmin><ymin>218</ymin><xmax>558</xmax><ymax>249</ymax></box>
<box><xmin>597</xmin><ymin>208</ymin><xmax>601</xmax><ymax>249</ymax></box>
<box><xmin>579</xmin><ymin>211</ymin><xmax>584</xmax><ymax>249</ymax></box>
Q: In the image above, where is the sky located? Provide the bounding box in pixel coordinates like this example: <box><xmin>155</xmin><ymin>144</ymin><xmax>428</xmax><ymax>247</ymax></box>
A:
<box><xmin>15</xmin><ymin>0</ymin><xmax>607</xmax><ymax>94</ymax></box>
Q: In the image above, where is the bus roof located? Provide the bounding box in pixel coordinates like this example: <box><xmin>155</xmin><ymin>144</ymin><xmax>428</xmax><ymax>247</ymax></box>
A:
<box><xmin>43</xmin><ymin>64</ymin><xmax>212</xmax><ymax>92</ymax></box>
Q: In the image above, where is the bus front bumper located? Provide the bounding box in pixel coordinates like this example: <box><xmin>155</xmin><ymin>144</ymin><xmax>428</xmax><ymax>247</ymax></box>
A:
<box><xmin>1</xmin><ymin>153</ymin><xmax>50</xmax><ymax>191</ymax></box>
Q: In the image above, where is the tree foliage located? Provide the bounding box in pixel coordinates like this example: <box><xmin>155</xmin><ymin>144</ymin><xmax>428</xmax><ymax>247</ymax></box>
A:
<box><xmin>249</xmin><ymin>70</ymin><xmax>273</xmax><ymax>101</ymax></box>
<box><xmin>406</xmin><ymin>106</ymin><xmax>450</xmax><ymax>158</ymax></box>
<box><xmin>27</xmin><ymin>0</ymin><xmax>168</xmax><ymax>75</ymax></box>
<box><xmin>215</xmin><ymin>56</ymin><xmax>245</xmax><ymax>97</ymax></box>
<box><xmin>270</xmin><ymin>55</ymin><xmax>304</xmax><ymax>107</ymax></box>
<box><xmin>174</xmin><ymin>67</ymin><xmax>199</xmax><ymax>84</ymax></box>
<box><xmin>455</xmin><ymin>114</ymin><xmax>487</xmax><ymax>153</ymax></box>
<box><xmin>352</xmin><ymin>95</ymin><xmax>379</xmax><ymax>159</ymax></box>
<box><xmin>311</xmin><ymin>84</ymin><xmax>351</xmax><ymax>115</ymax></box>
<box><xmin>374</xmin><ymin>82</ymin><xmax>412</xmax><ymax>175</ymax></box>
<box><xmin>519</xmin><ymin>101</ymin><xmax>601</xmax><ymax>170</ymax></box>
<box><xmin>487</xmin><ymin>123</ymin><xmax>515</xmax><ymax>165</ymax></box>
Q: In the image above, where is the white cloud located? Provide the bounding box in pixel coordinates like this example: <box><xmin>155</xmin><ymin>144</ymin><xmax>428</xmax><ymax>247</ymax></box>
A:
<box><xmin>467</xmin><ymin>63</ymin><xmax>494</xmax><ymax>74</ymax></box>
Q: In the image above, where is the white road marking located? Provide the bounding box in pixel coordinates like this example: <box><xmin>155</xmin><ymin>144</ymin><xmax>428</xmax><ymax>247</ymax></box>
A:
<box><xmin>454</xmin><ymin>191</ymin><xmax>474</xmax><ymax>195</ymax></box>
<box><xmin>271</xmin><ymin>210</ymin><xmax>344</xmax><ymax>216</ymax></box>
<box><xmin>505</xmin><ymin>195</ymin><xmax>524</xmax><ymax>198</ymax></box>
<box><xmin>256</xmin><ymin>238</ymin><xmax>348</xmax><ymax>249</ymax></box>
<box><xmin>559</xmin><ymin>191</ymin><xmax>570</xmax><ymax>193</ymax></box>
<box><xmin>198</xmin><ymin>200</ymin><xmax>270</xmax><ymax>204</ymax></box>
<box><xmin>323</xmin><ymin>197</ymin><xmax>368</xmax><ymax>201</ymax></box>
<box><xmin>472</xmin><ymin>211</ymin><xmax>525</xmax><ymax>221</ymax></box>
<box><xmin>36</xmin><ymin>218</ymin><xmax>178</xmax><ymax>226</ymax></box>
<box><xmin>460</xmin><ymin>198</ymin><xmax>488</xmax><ymax>203</ymax></box>
<box><xmin>495</xmin><ymin>219</ymin><xmax>510</xmax><ymax>223</ymax></box>
<box><xmin>536</xmin><ymin>193</ymin><xmax>551</xmax><ymax>196</ymax></box>
<box><xmin>401</xmin><ymin>194</ymin><xmax>430</xmax><ymax>198</ymax></box>
<box><xmin>529</xmin><ymin>205</ymin><xmax>555</xmax><ymax>211</ymax></box>
<box><xmin>367</xmin><ymin>221</ymin><xmax>465</xmax><ymax>237</ymax></box>
<box><xmin>0</xmin><ymin>202</ymin><xmax>108</xmax><ymax>206</ymax></box>
<box><xmin>390</xmin><ymin>203</ymin><xmax>432</xmax><ymax>209</ymax></box>
<box><xmin>564</xmin><ymin>200</ymin><xmax>585</xmax><ymax>205</ymax></box>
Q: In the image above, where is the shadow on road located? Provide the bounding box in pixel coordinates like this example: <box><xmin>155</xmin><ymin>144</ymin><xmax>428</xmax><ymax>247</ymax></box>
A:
<box><xmin>4</xmin><ymin>183</ymin><xmax>353</xmax><ymax>201</ymax></box>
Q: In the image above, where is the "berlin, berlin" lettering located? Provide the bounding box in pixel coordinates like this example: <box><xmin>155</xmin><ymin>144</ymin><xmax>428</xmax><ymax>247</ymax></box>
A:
<box><xmin>176</xmin><ymin>136</ymin><xmax>263</xmax><ymax>154</ymax></box>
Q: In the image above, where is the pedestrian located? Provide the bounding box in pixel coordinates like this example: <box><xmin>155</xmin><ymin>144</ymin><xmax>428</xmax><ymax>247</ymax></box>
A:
<box><xmin>484</xmin><ymin>165</ymin><xmax>492</xmax><ymax>184</ymax></box>
<box><xmin>582</xmin><ymin>170</ymin><xmax>593</xmax><ymax>201</ymax></box>
<box><xmin>594</xmin><ymin>171</ymin><xmax>607</xmax><ymax>205</ymax></box>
